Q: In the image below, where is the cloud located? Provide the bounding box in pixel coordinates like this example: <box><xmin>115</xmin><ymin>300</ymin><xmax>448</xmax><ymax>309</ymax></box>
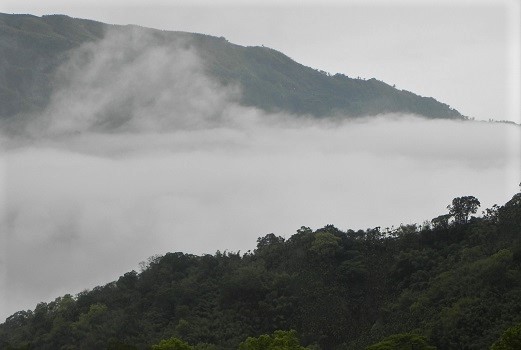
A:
<box><xmin>1</xmin><ymin>27</ymin><xmax>520</xmax><ymax>321</ymax></box>
<box><xmin>19</xmin><ymin>26</ymin><xmax>239</xmax><ymax>137</ymax></box>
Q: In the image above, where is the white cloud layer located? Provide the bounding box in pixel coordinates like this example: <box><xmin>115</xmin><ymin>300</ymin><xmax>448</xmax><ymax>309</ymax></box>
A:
<box><xmin>0</xmin><ymin>27</ymin><xmax>519</xmax><ymax>321</ymax></box>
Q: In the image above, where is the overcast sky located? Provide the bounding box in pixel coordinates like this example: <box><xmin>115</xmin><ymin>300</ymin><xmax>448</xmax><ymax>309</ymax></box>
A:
<box><xmin>0</xmin><ymin>0</ymin><xmax>520</xmax><ymax>322</ymax></box>
<box><xmin>1</xmin><ymin>0</ymin><xmax>520</xmax><ymax>122</ymax></box>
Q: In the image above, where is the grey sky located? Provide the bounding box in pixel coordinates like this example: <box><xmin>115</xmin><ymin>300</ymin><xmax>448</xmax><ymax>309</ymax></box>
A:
<box><xmin>1</xmin><ymin>0</ymin><xmax>519</xmax><ymax>122</ymax></box>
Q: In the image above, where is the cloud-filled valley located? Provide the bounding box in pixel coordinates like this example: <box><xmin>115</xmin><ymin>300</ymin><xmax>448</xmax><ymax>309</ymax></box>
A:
<box><xmin>1</xmin><ymin>27</ymin><xmax>519</xmax><ymax>321</ymax></box>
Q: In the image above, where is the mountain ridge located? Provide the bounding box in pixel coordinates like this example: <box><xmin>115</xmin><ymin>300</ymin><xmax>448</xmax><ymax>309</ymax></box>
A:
<box><xmin>0</xmin><ymin>13</ymin><xmax>464</xmax><ymax>121</ymax></box>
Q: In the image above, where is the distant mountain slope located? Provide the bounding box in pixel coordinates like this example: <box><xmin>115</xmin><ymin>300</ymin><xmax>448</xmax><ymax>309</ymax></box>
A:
<box><xmin>0</xmin><ymin>13</ymin><xmax>464</xmax><ymax>120</ymax></box>
<box><xmin>0</xmin><ymin>14</ymin><xmax>104</xmax><ymax>118</ymax></box>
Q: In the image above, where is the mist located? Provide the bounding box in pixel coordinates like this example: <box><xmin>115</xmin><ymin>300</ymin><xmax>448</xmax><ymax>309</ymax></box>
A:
<box><xmin>1</xmin><ymin>27</ymin><xmax>519</xmax><ymax>321</ymax></box>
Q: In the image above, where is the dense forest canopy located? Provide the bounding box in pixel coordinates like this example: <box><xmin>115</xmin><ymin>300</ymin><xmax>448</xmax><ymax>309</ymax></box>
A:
<box><xmin>1</xmin><ymin>190</ymin><xmax>520</xmax><ymax>349</ymax></box>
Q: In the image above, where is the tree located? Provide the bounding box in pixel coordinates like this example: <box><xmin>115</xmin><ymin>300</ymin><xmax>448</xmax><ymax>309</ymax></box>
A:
<box><xmin>491</xmin><ymin>323</ymin><xmax>521</xmax><ymax>350</ymax></box>
<box><xmin>107</xmin><ymin>340</ymin><xmax>138</xmax><ymax>350</ymax></box>
<box><xmin>239</xmin><ymin>330</ymin><xmax>306</xmax><ymax>350</ymax></box>
<box><xmin>310</xmin><ymin>232</ymin><xmax>341</xmax><ymax>258</ymax></box>
<box><xmin>366</xmin><ymin>333</ymin><xmax>436</xmax><ymax>350</ymax></box>
<box><xmin>257</xmin><ymin>233</ymin><xmax>285</xmax><ymax>249</ymax></box>
<box><xmin>152</xmin><ymin>337</ymin><xmax>193</xmax><ymax>350</ymax></box>
<box><xmin>447</xmin><ymin>196</ymin><xmax>480</xmax><ymax>224</ymax></box>
<box><xmin>431</xmin><ymin>214</ymin><xmax>452</xmax><ymax>230</ymax></box>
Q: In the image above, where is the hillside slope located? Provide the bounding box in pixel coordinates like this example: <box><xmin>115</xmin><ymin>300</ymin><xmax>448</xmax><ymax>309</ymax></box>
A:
<box><xmin>1</xmin><ymin>192</ymin><xmax>520</xmax><ymax>349</ymax></box>
<box><xmin>0</xmin><ymin>13</ymin><xmax>464</xmax><ymax>121</ymax></box>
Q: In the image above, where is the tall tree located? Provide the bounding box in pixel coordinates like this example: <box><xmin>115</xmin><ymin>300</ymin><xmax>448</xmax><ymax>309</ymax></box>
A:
<box><xmin>447</xmin><ymin>196</ymin><xmax>480</xmax><ymax>224</ymax></box>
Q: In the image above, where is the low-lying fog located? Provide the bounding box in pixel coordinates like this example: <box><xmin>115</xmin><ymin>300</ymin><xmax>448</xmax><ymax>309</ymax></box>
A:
<box><xmin>1</xmin><ymin>27</ymin><xmax>519</xmax><ymax>321</ymax></box>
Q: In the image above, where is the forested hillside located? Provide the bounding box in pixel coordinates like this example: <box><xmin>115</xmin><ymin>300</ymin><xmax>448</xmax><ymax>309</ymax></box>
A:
<box><xmin>1</xmin><ymin>190</ymin><xmax>520</xmax><ymax>349</ymax></box>
<box><xmin>0</xmin><ymin>13</ymin><xmax>463</xmax><ymax>121</ymax></box>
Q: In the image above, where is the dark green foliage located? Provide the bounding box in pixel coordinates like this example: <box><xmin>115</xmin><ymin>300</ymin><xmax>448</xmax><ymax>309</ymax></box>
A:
<box><xmin>107</xmin><ymin>340</ymin><xmax>139</xmax><ymax>350</ymax></box>
<box><xmin>0</xmin><ymin>13</ymin><xmax>106</xmax><ymax>119</ymax></box>
<box><xmin>152</xmin><ymin>337</ymin><xmax>193</xmax><ymax>350</ymax></box>
<box><xmin>0</xmin><ymin>13</ymin><xmax>464</xmax><ymax>123</ymax></box>
<box><xmin>1</xmin><ymin>192</ymin><xmax>520</xmax><ymax>349</ymax></box>
<box><xmin>491</xmin><ymin>323</ymin><xmax>521</xmax><ymax>350</ymax></box>
<box><xmin>447</xmin><ymin>196</ymin><xmax>481</xmax><ymax>224</ymax></box>
<box><xmin>239</xmin><ymin>330</ymin><xmax>306</xmax><ymax>350</ymax></box>
<box><xmin>366</xmin><ymin>333</ymin><xmax>436</xmax><ymax>350</ymax></box>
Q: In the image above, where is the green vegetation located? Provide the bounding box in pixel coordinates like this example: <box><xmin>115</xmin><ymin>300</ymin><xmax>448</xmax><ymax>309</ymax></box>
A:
<box><xmin>0</xmin><ymin>13</ymin><xmax>106</xmax><ymax>118</ymax></box>
<box><xmin>152</xmin><ymin>337</ymin><xmax>193</xmax><ymax>350</ymax></box>
<box><xmin>239</xmin><ymin>330</ymin><xmax>307</xmax><ymax>350</ymax></box>
<box><xmin>365</xmin><ymin>333</ymin><xmax>436</xmax><ymax>350</ymax></box>
<box><xmin>490</xmin><ymin>323</ymin><xmax>521</xmax><ymax>350</ymax></box>
<box><xmin>0</xmin><ymin>13</ymin><xmax>464</xmax><ymax>122</ymax></box>
<box><xmin>1</xmin><ymin>190</ymin><xmax>520</xmax><ymax>349</ymax></box>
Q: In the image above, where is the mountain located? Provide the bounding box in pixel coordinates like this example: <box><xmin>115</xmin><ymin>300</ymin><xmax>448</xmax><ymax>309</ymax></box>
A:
<box><xmin>1</xmin><ymin>192</ymin><xmax>520</xmax><ymax>349</ymax></box>
<box><xmin>0</xmin><ymin>13</ymin><xmax>464</xmax><ymax>121</ymax></box>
